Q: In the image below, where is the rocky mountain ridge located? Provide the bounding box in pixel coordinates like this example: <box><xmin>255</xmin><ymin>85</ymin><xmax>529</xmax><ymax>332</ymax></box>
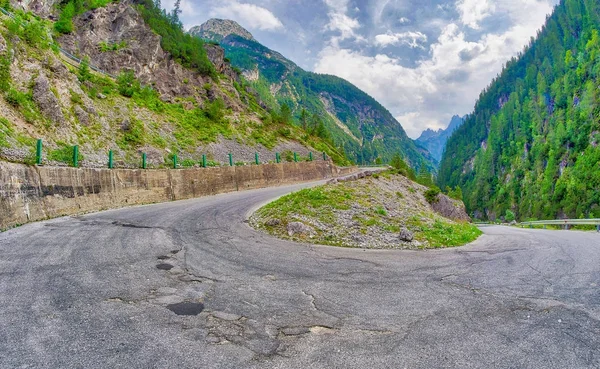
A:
<box><xmin>415</xmin><ymin>115</ymin><xmax>465</xmax><ymax>163</ymax></box>
<box><xmin>189</xmin><ymin>18</ymin><xmax>255</xmax><ymax>42</ymax></box>
<box><xmin>192</xmin><ymin>18</ymin><xmax>434</xmax><ymax>170</ymax></box>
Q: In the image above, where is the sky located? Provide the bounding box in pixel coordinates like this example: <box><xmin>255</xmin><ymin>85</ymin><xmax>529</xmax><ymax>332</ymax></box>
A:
<box><xmin>163</xmin><ymin>0</ymin><xmax>560</xmax><ymax>138</ymax></box>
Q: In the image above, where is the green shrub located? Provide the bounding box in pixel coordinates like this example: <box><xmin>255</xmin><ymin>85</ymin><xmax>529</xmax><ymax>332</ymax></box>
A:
<box><xmin>118</xmin><ymin>118</ymin><xmax>145</xmax><ymax>148</ymax></box>
<box><xmin>0</xmin><ymin>54</ymin><xmax>11</xmax><ymax>92</ymax></box>
<box><xmin>0</xmin><ymin>117</ymin><xmax>13</xmax><ymax>147</ymax></box>
<box><xmin>48</xmin><ymin>142</ymin><xmax>83</xmax><ymax>163</ymax></box>
<box><xmin>117</xmin><ymin>70</ymin><xmax>140</xmax><ymax>97</ymax></box>
<box><xmin>55</xmin><ymin>2</ymin><xmax>75</xmax><ymax>34</ymax></box>
<box><xmin>204</xmin><ymin>98</ymin><xmax>225</xmax><ymax>122</ymax></box>
<box><xmin>181</xmin><ymin>159</ymin><xmax>196</xmax><ymax>167</ymax></box>
<box><xmin>375</xmin><ymin>207</ymin><xmax>387</xmax><ymax>216</ymax></box>
<box><xmin>424</xmin><ymin>187</ymin><xmax>441</xmax><ymax>204</ymax></box>
<box><xmin>99</xmin><ymin>40</ymin><xmax>127</xmax><ymax>52</ymax></box>
<box><xmin>78</xmin><ymin>57</ymin><xmax>92</xmax><ymax>82</ymax></box>
<box><xmin>505</xmin><ymin>210</ymin><xmax>516</xmax><ymax>222</ymax></box>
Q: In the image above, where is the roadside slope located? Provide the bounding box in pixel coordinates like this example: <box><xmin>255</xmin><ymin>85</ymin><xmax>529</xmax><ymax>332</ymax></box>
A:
<box><xmin>251</xmin><ymin>171</ymin><xmax>480</xmax><ymax>249</ymax></box>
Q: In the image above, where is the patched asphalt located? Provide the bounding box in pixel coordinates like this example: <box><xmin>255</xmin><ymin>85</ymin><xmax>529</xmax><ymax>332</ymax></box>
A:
<box><xmin>1</xmin><ymin>182</ymin><xmax>599</xmax><ymax>368</ymax></box>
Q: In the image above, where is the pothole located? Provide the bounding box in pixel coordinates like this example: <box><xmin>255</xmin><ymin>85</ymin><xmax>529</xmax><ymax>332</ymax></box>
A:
<box><xmin>156</xmin><ymin>263</ymin><xmax>174</xmax><ymax>270</ymax></box>
<box><xmin>166</xmin><ymin>302</ymin><xmax>205</xmax><ymax>316</ymax></box>
<box><xmin>157</xmin><ymin>255</ymin><xmax>170</xmax><ymax>260</ymax></box>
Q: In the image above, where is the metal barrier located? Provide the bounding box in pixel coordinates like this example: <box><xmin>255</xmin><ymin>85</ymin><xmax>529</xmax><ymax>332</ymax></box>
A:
<box><xmin>520</xmin><ymin>219</ymin><xmax>600</xmax><ymax>232</ymax></box>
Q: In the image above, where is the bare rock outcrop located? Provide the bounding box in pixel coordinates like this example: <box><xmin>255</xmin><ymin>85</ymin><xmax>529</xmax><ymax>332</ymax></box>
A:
<box><xmin>287</xmin><ymin>222</ymin><xmax>316</xmax><ymax>238</ymax></box>
<box><xmin>430</xmin><ymin>195</ymin><xmax>471</xmax><ymax>222</ymax></box>
<box><xmin>32</xmin><ymin>74</ymin><xmax>64</xmax><ymax>124</ymax></box>
<box><xmin>10</xmin><ymin>0</ymin><xmax>58</xmax><ymax>17</ymax></box>
<box><xmin>58</xmin><ymin>3</ymin><xmax>239</xmax><ymax>105</ymax></box>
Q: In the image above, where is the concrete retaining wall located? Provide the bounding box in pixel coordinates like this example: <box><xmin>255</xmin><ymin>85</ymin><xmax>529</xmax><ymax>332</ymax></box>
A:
<box><xmin>0</xmin><ymin>161</ymin><xmax>356</xmax><ymax>230</ymax></box>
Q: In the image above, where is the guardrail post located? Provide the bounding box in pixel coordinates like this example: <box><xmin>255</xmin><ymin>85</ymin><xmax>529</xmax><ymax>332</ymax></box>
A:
<box><xmin>294</xmin><ymin>152</ymin><xmax>298</xmax><ymax>162</ymax></box>
<box><xmin>172</xmin><ymin>154</ymin><xmax>177</xmax><ymax>169</ymax></box>
<box><xmin>255</xmin><ymin>152</ymin><xmax>259</xmax><ymax>165</ymax></box>
<box><xmin>597</xmin><ymin>225</ymin><xmax>599</xmax><ymax>233</ymax></box>
<box><xmin>36</xmin><ymin>139</ymin><xmax>43</xmax><ymax>165</ymax></box>
<box><xmin>142</xmin><ymin>153</ymin><xmax>147</xmax><ymax>169</ymax></box>
<box><xmin>108</xmin><ymin>150</ymin><xmax>113</xmax><ymax>169</ymax></box>
<box><xmin>229</xmin><ymin>153</ymin><xmax>233</xmax><ymax>166</ymax></box>
<box><xmin>202</xmin><ymin>154</ymin><xmax>207</xmax><ymax>168</ymax></box>
<box><xmin>72</xmin><ymin>145</ymin><xmax>79</xmax><ymax>168</ymax></box>
<box><xmin>309</xmin><ymin>152</ymin><xmax>313</xmax><ymax>161</ymax></box>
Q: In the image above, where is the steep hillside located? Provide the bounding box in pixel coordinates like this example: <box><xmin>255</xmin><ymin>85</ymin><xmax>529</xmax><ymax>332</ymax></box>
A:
<box><xmin>0</xmin><ymin>0</ymin><xmax>347</xmax><ymax>167</ymax></box>
<box><xmin>415</xmin><ymin>115</ymin><xmax>464</xmax><ymax>163</ymax></box>
<box><xmin>190</xmin><ymin>20</ymin><xmax>433</xmax><ymax>170</ymax></box>
<box><xmin>439</xmin><ymin>0</ymin><xmax>600</xmax><ymax>220</ymax></box>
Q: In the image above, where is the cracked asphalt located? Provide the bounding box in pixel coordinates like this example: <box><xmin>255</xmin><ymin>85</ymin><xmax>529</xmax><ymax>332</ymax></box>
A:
<box><xmin>1</xmin><ymin>181</ymin><xmax>599</xmax><ymax>368</ymax></box>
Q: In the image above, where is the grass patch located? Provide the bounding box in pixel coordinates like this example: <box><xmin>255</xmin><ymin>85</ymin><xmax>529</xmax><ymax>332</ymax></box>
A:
<box><xmin>47</xmin><ymin>141</ymin><xmax>83</xmax><ymax>164</ymax></box>
<box><xmin>415</xmin><ymin>220</ymin><xmax>482</xmax><ymax>248</ymax></box>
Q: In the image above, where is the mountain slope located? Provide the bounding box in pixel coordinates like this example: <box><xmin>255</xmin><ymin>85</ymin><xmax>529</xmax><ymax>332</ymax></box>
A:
<box><xmin>415</xmin><ymin>115</ymin><xmax>465</xmax><ymax>163</ymax></box>
<box><xmin>0</xmin><ymin>0</ymin><xmax>347</xmax><ymax>167</ymax></box>
<box><xmin>190</xmin><ymin>20</ymin><xmax>434</xmax><ymax>169</ymax></box>
<box><xmin>438</xmin><ymin>0</ymin><xmax>600</xmax><ymax>220</ymax></box>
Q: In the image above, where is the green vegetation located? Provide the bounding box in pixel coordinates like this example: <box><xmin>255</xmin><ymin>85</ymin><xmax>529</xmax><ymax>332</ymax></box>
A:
<box><xmin>55</xmin><ymin>0</ymin><xmax>116</xmax><ymax>34</ymax></box>
<box><xmin>253</xmin><ymin>175</ymin><xmax>481</xmax><ymax>249</ymax></box>
<box><xmin>439</xmin><ymin>0</ymin><xmax>600</xmax><ymax>221</ymax></box>
<box><xmin>505</xmin><ymin>210</ymin><xmax>516</xmax><ymax>223</ymax></box>
<box><xmin>137</xmin><ymin>0</ymin><xmax>216</xmax><ymax>77</ymax></box>
<box><xmin>98</xmin><ymin>40</ymin><xmax>127</xmax><ymax>52</ymax></box>
<box><xmin>194</xmin><ymin>30</ymin><xmax>433</xmax><ymax>168</ymax></box>
<box><xmin>424</xmin><ymin>188</ymin><xmax>440</xmax><ymax>204</ymax></box>
<box><xmin>416</xmin><ymin>220</ymin><xmax>483</xmax><ymax>248</ymax></box>
<box><xmin>48</xmin><ymin>142</ymin><xmax>83</xmax><ymax>164</ymax></box>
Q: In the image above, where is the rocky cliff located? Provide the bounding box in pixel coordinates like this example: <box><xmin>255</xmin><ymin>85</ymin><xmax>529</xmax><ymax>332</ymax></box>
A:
<box><xmin>0</xmin><ymin>1</ymin><xmax>347</xmax><ymax>167</ymax></box>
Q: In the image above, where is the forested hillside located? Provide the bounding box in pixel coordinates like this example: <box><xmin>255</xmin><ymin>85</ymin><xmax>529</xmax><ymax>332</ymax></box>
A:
<box><xmin>439</xmin><ymin>0</ymin><xmax>600</xmax><ymax>220</ymax></box>
<box><xmin>190</xmin><ymin>22</ymin><xmax>434</xmax><ymax>169</ymax></box>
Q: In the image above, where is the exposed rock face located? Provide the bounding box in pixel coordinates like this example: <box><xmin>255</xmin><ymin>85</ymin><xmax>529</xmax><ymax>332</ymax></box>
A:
<box><xmin>58</xmin><ymin>3</ymin><xmax>239</xmax><ymax>108</ymax></box>
<box><xmin>399</xmin><ymin>227</ymin><xmax>413</xmax><ymax>242</ymax></box>
<box><xmin>32</xmin><ymin>74</ymin><xmax>64</xmax><ymax>124</ymax></box>
<box><xmin>431</xmin><ymin>195</ymin><xmax>471</xmax><ymax>222</ymax></box>
<box><xmin>287</xmin><ymin>222</ymin><xmax>316</xmax><ymax>238</ymax></box>
<box><xmin>204</xmin><ymin>44</ymin><xmax>237</xmax><ymax>81</ymax></box>
<box><xmin>74</xmin><ymin>105</ymin><xmax>89</xmax><ymax>126</ymax></box>
<box><xmin>0</xmin><ymin>34</ymin><xmax>7</xmax><ymax>54</ymax></box>
<box><xmin>189</xmin><ymin>19</ymin><xmax>256</xmax><ymax>42</ymax></box>
<box><xmin>10</xmin><ymin>0</ymin><xmax>58</xmax><ymax>17</ymax></box>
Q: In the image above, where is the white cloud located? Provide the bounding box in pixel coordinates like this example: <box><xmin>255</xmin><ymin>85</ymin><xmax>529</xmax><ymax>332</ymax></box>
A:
<box><xmin>456</xmin><ymin>0</ymin><xmax>495</xmax><ymax>29</ymax></box>
<box><xmin>399</xmin><ymin>17</ymin><xmax>410</xmax><ymax>23</ymax></box>
<box><xmin>375</xmin><ymin>31</ymin><xmax>428</xmax><ymax>48</ymax></box>
<box><xmin>322</xmin><ymin>0</ymin><xmax>362</xmax><ymax>42</ymax></box>
<box><xmin>326</xmin><ymin>13</ymin><xmax>361</xmax><ymax>40</ymax></box>
<box><xmin>315</xmin><ymin>0</ymin><xmax>556</xmax><ymax>138</ymax></box>
<box><xmin>210</xmin><ymin>1</ymin><xmax>284</xmax><ymax>31</ymax></box>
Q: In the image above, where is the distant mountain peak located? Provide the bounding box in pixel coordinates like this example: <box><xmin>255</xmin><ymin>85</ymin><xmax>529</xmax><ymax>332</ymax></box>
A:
<box><xmin>414</xmin><ymin>115</ymin><xmax>465</xmax><ymax>163</ymax></box>
<box><xmin>190</xmin><ymin>19</ymin><xmax>255</xmax><ymax>42</ymax></box>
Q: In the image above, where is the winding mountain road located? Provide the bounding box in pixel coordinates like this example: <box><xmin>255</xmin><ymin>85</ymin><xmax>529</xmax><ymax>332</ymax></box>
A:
<box><xmin>1</xmin><ymin>181</ymin><xmax>599</xmax><ymax>368</ymax></box>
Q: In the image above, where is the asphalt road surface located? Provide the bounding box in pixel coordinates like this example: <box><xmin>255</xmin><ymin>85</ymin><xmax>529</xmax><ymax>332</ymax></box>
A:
<box><xmin>1</xmin><ymin>181</ymin><xmax>599</xmax><ymax>368</ymax></box>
